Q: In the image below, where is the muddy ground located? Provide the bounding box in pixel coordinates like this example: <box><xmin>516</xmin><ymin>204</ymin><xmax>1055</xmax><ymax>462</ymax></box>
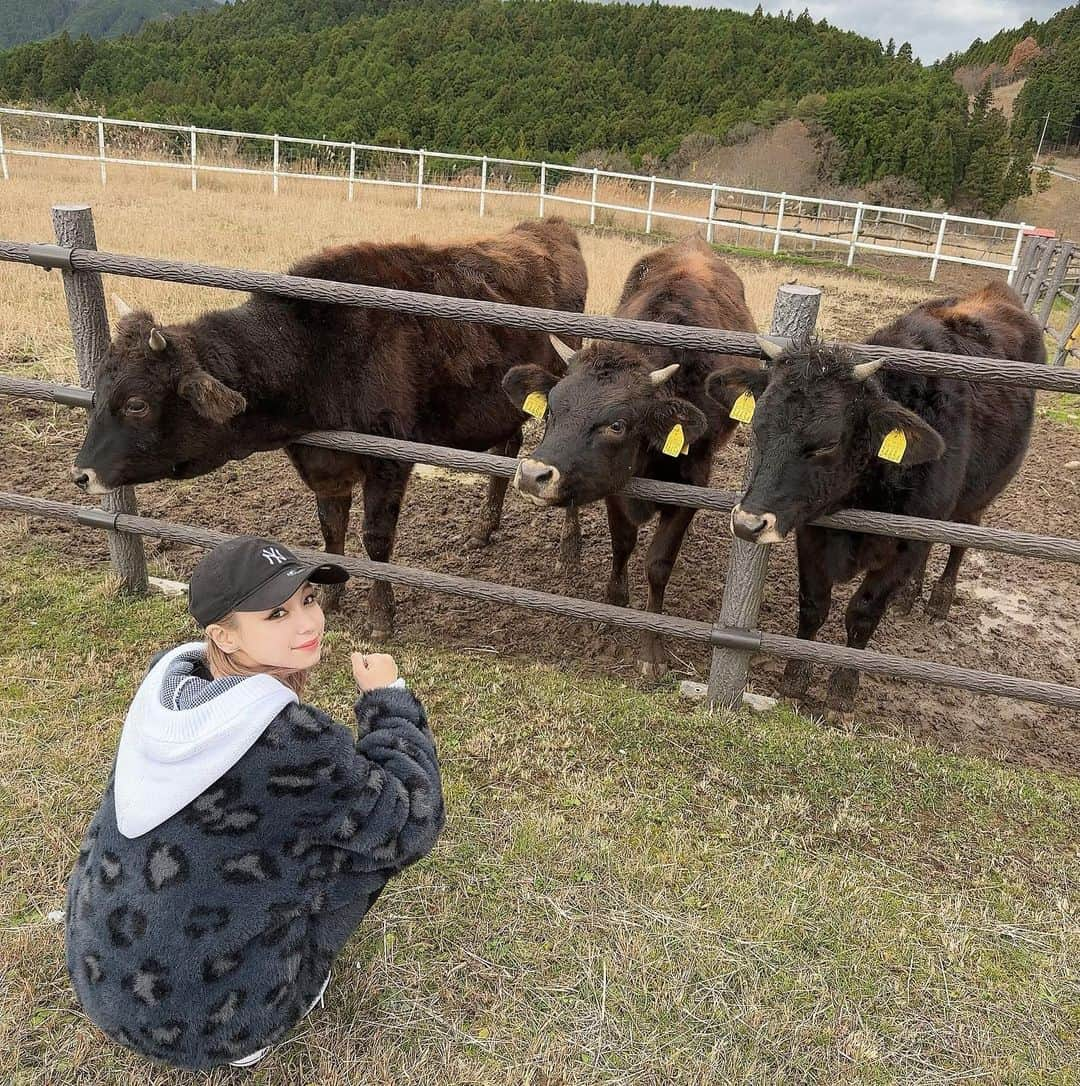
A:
<box><xmin>2</xmin><ymin>392</ymin><xmax>1078</xmax><ymax>774</ymax></box>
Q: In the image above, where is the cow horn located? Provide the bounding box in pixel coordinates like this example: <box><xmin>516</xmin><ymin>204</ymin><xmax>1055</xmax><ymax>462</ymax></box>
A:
<box><xmin>648</xmin><ymin>363</ymin><xmax>680</xmax><ymax>387</ymax></box>
<box><xmin>549</xmin><ymin>334</ymin><xmax>577</xmax><ymax>364</ymax></box>
<box><xmin>757</xmin><ymin>335</ymin><xmax>787</xmax><ymax>361</ymax></box>
<box><xmin>852</xmin><ymin>359</ymin><xmax>884</xmax><ymax>380</ymax></box>
<box><xmin>148</xmin><ymin>328</ymin><xmax>168</xmax><ymax>352</ymax></box>
<box><xmin>112</xmin><ymin>294</ymin><xmax>134</xmax><ymax>318</ymax></box>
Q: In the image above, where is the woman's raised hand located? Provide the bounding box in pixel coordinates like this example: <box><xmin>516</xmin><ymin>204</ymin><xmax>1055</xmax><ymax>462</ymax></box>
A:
<box><xmin>351</xmin><ymin>652</ymin><xmax>400</xmax><ymax>691</ymax></box>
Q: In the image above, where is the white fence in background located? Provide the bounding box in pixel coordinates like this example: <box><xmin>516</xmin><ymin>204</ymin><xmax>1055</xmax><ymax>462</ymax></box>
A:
<box><xmin>0</xmin><ymin>105</ymin><xmax>1031</xmax><ymax>283</ymax></box>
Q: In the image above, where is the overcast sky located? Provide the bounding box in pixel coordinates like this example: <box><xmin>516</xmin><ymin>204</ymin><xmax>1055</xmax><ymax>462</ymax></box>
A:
<box><xmin>664</xmin><ymin>2</ymin><xmax>1065</xmax><ymax>62</ymax></box>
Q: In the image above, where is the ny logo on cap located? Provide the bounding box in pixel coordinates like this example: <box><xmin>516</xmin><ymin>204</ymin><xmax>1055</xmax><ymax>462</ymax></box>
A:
<box><xmin>261</xmin><ymin>546</ymin><xmax>289</xmax><ymax>566</ymax></box>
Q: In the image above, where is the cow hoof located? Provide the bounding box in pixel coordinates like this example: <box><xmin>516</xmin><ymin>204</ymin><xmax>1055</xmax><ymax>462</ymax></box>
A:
<box><xmin>779</xmin><ymin>661</ymin><xmax>812</xmax><ymax>700</ymax></box>
<box><xmin>825</xmin><ymin>670</ymin><xmax>858</xmax><ymax>713</ymax></box>
<box><xmin>320</xmin><ymin>583</ymin><xmax>346</xmax><ymax>613</ymax></box>
<box><xmin>825</xmin><ymin>707</ymin><xmax>857</xmax><ymax>731</ymax></box>
<box><xmin>892</xmin><ymin>588</ymin><xmax>919</xmax><ymax>615</ymax></box>
<box><xmin>464</xmin><ymin>535</ymin><xmax>491</xmax><ymax>552</ymax></box>
<box><xmin>925</xmin><ymin>586</ymin><xmax>954</xmax><ymax>622</ymax></box>
<box><xmin>605</xmin><ymin>587</ymin><xmax>630</xmax><ymax>609</ymax></box>
<box><xmin>369</xmin><ymin>626</ymin><xmax>393</xmax><ymax>642</ymax></box>
<box><xmin>639</xmin><ymin>658</ymin><xmax>668</xmax><ymax>683</ymax></box>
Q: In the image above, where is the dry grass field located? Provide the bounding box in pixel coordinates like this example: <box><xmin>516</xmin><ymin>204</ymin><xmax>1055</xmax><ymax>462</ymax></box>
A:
<box><xmin>0</xmin><ymin>151</ymin><xmax>942</xmax><ymax>385</ymax></box>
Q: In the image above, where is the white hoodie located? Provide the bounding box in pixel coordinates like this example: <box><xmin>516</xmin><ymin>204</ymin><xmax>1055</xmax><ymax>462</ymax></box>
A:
<box><xmin>113</xmin><ymin>642</ymin><xmax>298</xmax><ymax>839</ymax></box>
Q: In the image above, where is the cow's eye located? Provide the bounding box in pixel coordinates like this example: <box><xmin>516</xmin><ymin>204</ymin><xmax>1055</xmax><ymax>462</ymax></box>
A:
<box><xmin>607</xmin><ymin>419</ymin><xmax>627</xmax><ymax>436</ymax></box>
<box><xmin>124</xmin><ymin>397</ymin><xmax>149</xmax><ymax>418</ymax></box>
<box><xmin>810</xmin><ymin>441</ymin><xmax>840</xmax><ymax>458</ymax></box>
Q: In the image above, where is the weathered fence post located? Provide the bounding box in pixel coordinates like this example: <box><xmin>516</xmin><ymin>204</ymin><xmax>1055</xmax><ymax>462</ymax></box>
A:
<box><xmin>189</xmin><ymin>126</ymin><xmax>197</xmax><ymax>192</ymax></box>
<box><xmin>645</xmin><ymin>176</ymin><xmax>656</xmax><ymax>234</ymax></box>
<box><xmin>847</xmin><ymin>202</ymin><xmax>864</xmax><ymax>267</ymax></box>
<box><xmin>0</xmin><ymin>119</ymin><xmax>9</xmax><ymax>181</ymax></box>
<box><xmin>1053</xmin><ymin>288</ymin><xmax>1080</xmax><ymax>367</ymax></box>
<box><xmin>707</xmin><ymin>283</ymin><xmax>821</xmax><ymax>709</ymax></box>
<box><xmin>1006</xmin><ymin>224</ymin><xmax>1029</xmax><ymax>286</ymax></box>
<box><xmin>589</xmin><ymin>168</ymin><xmax>599</xmax><ymax>226</ymax></box>
<box><xmin>347</xmin><ymin>144</ymin><xmax>356</xmax><ymax>202</ymax></box>
<box><xmin>538</xmin><ymin>162</ymin><xmax>546</xmax><ymax>217</ymax></box>
<box><xmin>1038</xmin><ymin>242</ymin><xmax>1074</xmax><ymax>329</ymax></box>
<box><xmin>416</xmin><ymin>150</ymin><xmax>425</xmax><ymax>210</ymax></box>
<box><xmin>272</xmin><ymin>135</ymin><xmax>280</xmax><ymax>194</ymax></box>
<box><xmin>479</xmin><ymin>155</ymin><xmax>488</xmax><ymax>216</ymax></box>
<box><xmin>929</xmin><ymin>213</ymin><xmax>949</xmax><ymax>282</ymax></box>
<box><xmin>773</xmin><ymin>193</ymin><xmax>787</xmax><ymax>255</ymax></box>
<box><xmin>1026</xmin><ymin>237</ymin><xmax>1056</xmax><ymax>311</ymax></box>
<box><xmin>706</xmin><ymin>185</ymin><xmax>717</xmax><ymax>244</ymax></box>
<box><xmin>96</xmin><ymin>116</ymin><xmax>107</xmax><ymax>187</ymax></box>
<box><xmin>52</xmin><ymin>204</ymin><xmax>148</xmax><ymax>595</ymax></box>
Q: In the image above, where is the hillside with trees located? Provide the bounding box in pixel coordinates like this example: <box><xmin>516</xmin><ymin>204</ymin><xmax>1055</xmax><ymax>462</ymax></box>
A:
<box><xmin>0</xmin><ymin>0</ymin><xmax>219</xmax><ymax>50</ymax></box>
<box><xmin>0</xmin><ymin>0</ymin><xmax>1066</xmax><ymax>214</ymax></box>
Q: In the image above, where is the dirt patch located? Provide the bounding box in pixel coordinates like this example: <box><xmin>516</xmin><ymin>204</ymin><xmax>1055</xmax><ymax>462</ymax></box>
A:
<box><xmin>2</xmin><ymin>394</ymin><xmax>1078</xmax><ymax>774</ymax></box>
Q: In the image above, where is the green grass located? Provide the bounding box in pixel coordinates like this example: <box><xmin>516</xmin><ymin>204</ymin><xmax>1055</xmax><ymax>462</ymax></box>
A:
<box><xmin>1040</xmin><ymin>392</ymin><xmax>1080</xmax><ymax>430</ymax></box>
<box><xmin>1</xmin><ymin>540</ymin><xmax>1079</xmax><ymax>1084</ymax></box>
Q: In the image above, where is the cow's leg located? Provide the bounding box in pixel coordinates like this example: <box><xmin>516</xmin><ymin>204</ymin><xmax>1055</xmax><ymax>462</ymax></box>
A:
<box><xmin>557</xmin><ymin>505</ymin><xmax>582</xmax><ymax>577</ymax></box>
<box><xmin>926</xmin><ymin>545</ymin><xmax>968</xmax><ymax>621</ymax></box>
<box><xmin>892</xmin><ymin>549</ymin><xmax>929</xmax><ymax>615</ymax></box>
<box><xmin>360</xmin><ymin>460</ymin><xmax>411</xmax><ymax>640</ymax></box>
<box><xmin>638</xmin><ymin>505</ymin><xmax>697</xmax><ymax>681</ymax></box>
<box><xmin>780</xmin><ymin>530</ymin><xmax>834</xmax><ymax>700</ymax></box>
<box><xmin>315</xmin><ymin>491</ymin><xmax>354</xmax><ymax>613</ymax></box>
<box><xmin>826</xmin><ymin>543</ymin><xmax>930</xmax><ymax>710</ymax></box>
<box><xmin>467</xmin><ymin>429</ymin><xmax>523</xmax><ymax>550</ymax></box>
<box><xmin>604</xmin><ymin>497</ymin><xmax>640</xmax><ymax>608</ymax></box>
<box><xmin>286</xmin><ymin>444</ymin><xmax>364</xmax><ymax>614</ymax></box>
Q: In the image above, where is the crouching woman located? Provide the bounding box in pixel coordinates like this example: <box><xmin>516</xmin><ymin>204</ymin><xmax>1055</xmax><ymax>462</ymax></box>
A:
<box><xmin>65</xmin><ymin>535</ymin><xmax>444</xmax><ymax>1070</ymax></box>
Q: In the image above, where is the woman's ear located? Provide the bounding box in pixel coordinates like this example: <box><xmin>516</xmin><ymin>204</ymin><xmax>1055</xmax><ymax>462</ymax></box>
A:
<box><xmin>206</xmin><ymin>622</ymin><xmax>239</xmax><ymax>655</ymax></box>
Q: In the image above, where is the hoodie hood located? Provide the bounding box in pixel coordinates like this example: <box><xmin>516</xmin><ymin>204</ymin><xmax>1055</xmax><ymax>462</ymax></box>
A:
<box><xmin>113</xmin><ymin>642</ymin><xmax>298</xmax><ymax>838</ymax></box>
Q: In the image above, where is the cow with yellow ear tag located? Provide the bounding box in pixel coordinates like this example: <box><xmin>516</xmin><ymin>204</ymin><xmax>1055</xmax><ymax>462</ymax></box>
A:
<box><xmin>706</xmin><ymin>279</ymin><xmax>1043</xmax><ymax>712</ymax></box>
<box><xmin>503</xmin><ymin>236</ymin><xmax>759</xmax><ymax>681</ymax></box>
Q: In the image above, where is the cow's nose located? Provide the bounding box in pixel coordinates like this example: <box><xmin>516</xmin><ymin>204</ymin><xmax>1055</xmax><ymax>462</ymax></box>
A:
<box><xmin>71</xmin><ymin>468</ymin><xmax>90</xmax><ymax>492</ymax></box>
<box><xmin>514</xmin><ymin>458</ymin><xmax>561</xmax><ymax>501</ymax></box>
<box><xmin>730</xmin><ymin>504</ymin><xmax>779</xmax><ymax>543</ymax></box>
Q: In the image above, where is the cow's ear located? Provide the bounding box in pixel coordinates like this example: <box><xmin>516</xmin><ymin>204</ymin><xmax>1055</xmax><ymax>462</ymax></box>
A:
<box><xmin>704</xmin><ymin>362</ymin><xmax>769</xmax><ymax>418</ymax></box>
<box><xmin>867</xmin><ymin>399</ymin><xmax>945</xmax><ymax>466</ymax></box>
<box><xmin>503</xmin><ymin>365</ymin><xmax>559</xmax><ymax>412</ymax></box>
<box><xmin>645</xmin><ymin>397</ymin><xmax>709</xmax><ymax>453</ymax></box>
<box><xmin>178</xmin><ymin>370</ymin><xmax>247</xmax><ymax>423</ymax></box>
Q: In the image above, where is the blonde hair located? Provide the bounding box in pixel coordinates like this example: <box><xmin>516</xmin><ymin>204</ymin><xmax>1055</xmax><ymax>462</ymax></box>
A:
<box><xmin>204</xmin><ymin>613</ymin><xmax>310</xmax><ymax>698</ymax></box>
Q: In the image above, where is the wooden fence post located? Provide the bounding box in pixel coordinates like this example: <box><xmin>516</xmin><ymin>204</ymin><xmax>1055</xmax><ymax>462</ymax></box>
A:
<box><xmin>1052</xmin><ymin>288</ymin><xmax>1080</xmax><ymax>367</ymax></box>
<box><xmin>706</xmin><ymin>185</ymin><xmax>717</xmax><ymax>243</ymax></box>
<box><xmin>416</xmin><ymin>150</ymin><xmax>425</xmax><ymax>210</ymax></box>
<box><xmin>52</xmin><ymin>204</ymin><xmax>148</xmax><ymax>595</ymax></box>
<box><xmin>189</xmin><ymin>126</ymin><xmax>197</xmax><ymax>192</ymax></box>
<box><xmin>847</xmin><ymin>202</ymin><xmax>864</xmax><ymax>267</ymax></box>
<box><xmin>0</xmin><ymin>119</ymin><xmax>9</xmax><ymax>181</ymax></box>
<box><xmin>773</xmin><ymin>193</ymin><xmax>787</xmax><ymax>255</ymax></box>
<box><xmin>1037</xmin><ymin>241</ymin><xmax>1074</xmax><ymax>330</ymax></box>
<box><xmin>97</xmin><ymin>116</ymin><xmax>107</xmax><ymax>187</ymax></box>
<box><xmin>538</xmin><ymin>162</ymin><xmax>546</xmax><ymax>217</ymax></box>
<box><xmin>929</xmin><ymin>213</ymin><xmax>948</xmax><ymax>282</ymax></box>
<box><xmin>645</xmin><ymin>176</ymin><xmax>656</xmax><ymax>234</ymax></box>
<box><xmin>589</xmin><ymin>168</ymin><xmax>599</xmax><ymax>226</ymax></box>
<box><xmin>347</xmin><ymin>144</ymin><xmax>356</xmax><ymax>203</ymax></box>
<box><xmin>707</xmin><ymin>283</ymin><xmax>821</xmax><ymax>709</ymax></box>
<box><xmin>272</xmin><ymin>135</ymin><xmax>280</xmax><ymax>194</ymax></box>
<box><xmin>1006</xmin><ymin>224</ymin><xmax>1029</xmax><ymax>286</ymax></box>
<box><xmin>1026</xmin><ymin>238</ymin><xmax>1056</xmax><ymax>311</ymax></box>
<box><xmin>479</xmin><ymin>155</ymin><xmax>488</xmax><ymax>216</ymax></box>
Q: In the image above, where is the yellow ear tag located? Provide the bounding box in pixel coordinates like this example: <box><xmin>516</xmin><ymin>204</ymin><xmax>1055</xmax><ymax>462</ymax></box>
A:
<box><xmin>662</xmin><ymin>424</ymin><xmax>685</xmax><ymax>457</ymax></box>
<box><xmin>877</xmin><ymin>428</ymin><xmax>907</xmax><ymax>463</ymax></box>
<box><xmin>729</xmin><ymin>390</ymin><xmax>756</xmax><ymax>424</ymax></box>
<box><xmin>522</xmin><ymin>392</ymin><xmax>548</xmax><ymax>420</ymax></box>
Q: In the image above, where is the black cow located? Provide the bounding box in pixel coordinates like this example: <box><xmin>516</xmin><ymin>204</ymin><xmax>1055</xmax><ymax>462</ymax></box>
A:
<box><xmin>707</xmin><ymin>279</ymin><xmax>1045</xmax><ymax>710</ymax></box>
<box><xmin>503</xmin><ymin>236</ymin><xmax>758</xmax><ymax>679</ymax></box>
<box><xmin>70</xmin><ymin>218</ymin><xmax>588</xmax><ymax>637</ymax></box>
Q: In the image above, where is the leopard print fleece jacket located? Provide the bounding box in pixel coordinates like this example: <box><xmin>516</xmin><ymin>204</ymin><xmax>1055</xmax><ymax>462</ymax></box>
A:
<box><xmin>65</xmin><ymin>686</ymin><xmax>444</xmax><ymax>1069</ymax></box>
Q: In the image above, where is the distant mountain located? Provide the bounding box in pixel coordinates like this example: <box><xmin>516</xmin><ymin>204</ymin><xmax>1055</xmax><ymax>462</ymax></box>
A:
<box><xmin>0</xmin><ymin>0</ymin><xmax>1052</xmax><ymax>215</ymax></box>
<box><xmin>0</xmin><ymin>0</ymin><xmax>222</xmax><ymax>50</ymax></box>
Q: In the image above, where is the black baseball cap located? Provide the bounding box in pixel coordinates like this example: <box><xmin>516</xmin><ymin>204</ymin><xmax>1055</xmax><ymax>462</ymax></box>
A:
<box><xmin>188</xmin><ymin>535</ymin><xmax>350</xmax><ymax>627</ymax></box>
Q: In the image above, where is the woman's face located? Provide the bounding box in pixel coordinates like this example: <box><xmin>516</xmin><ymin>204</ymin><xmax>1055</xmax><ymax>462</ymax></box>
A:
<box><xmin>216</xmin><ymin>582</ymin><xmax>326</xmax><ymax>671</ymax></box>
